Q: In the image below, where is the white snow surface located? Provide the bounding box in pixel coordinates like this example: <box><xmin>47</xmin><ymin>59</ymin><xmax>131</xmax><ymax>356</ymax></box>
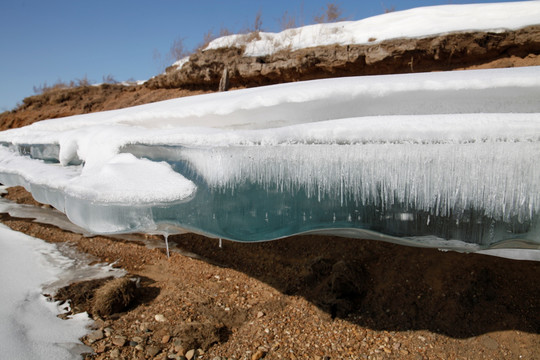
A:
<box><xmin>205</xmin><ymin>1</ymin><xmax>540</xmax><ymax>57</ymax></box>
<box><xmin>0</xmin><ymin>66</ymin><xmax>539</xmax><ymax>208</ymax></box>
<box><xmin>0</xmin><ymin>224</ymin><xmax>93</xmax><ymax>360</ymax></box>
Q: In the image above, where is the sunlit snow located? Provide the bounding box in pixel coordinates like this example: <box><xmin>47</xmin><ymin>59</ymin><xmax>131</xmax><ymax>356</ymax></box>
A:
<box><xmin>205</xmin><ymin>1</ymin><xmax>540</xmax><ymax>56</ymax></box>
<box><xmin>0</xmin><ymin>224</ymin><xmax>123</xmax><ymax>359</ymax></box>
<box><xmin>0</xmin><ymin>66</ymin><xmax>539</xmax><ymax>257</ymax></box>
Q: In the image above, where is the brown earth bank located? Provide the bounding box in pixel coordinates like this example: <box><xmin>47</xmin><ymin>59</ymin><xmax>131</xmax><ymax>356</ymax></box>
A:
<box><xmin>2</xmin><ymin>187</ymin><xmax>540</xmax><ymax>360</ymax></box>
<box><xmin>147</xmin><ymin>26</ymin><xmax>540</xmax><ymax>89</ymax></box>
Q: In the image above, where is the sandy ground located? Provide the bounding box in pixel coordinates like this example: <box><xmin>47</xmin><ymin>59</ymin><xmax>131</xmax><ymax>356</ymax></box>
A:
<box><xmin>1</xmin><ymin>187</ymin><xmax>539</xmax><ymax>360</ymax></box>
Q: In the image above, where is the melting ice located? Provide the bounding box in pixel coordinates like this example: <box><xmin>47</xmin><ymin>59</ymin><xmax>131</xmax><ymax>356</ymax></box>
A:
<box><xmin>0</xmin><ymin>67</ymin><xmax>539</xmax><ymax>256</ymax></box>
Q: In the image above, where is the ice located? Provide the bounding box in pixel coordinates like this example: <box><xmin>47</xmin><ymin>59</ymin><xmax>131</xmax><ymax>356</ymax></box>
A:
<box><xmin>0</xmin><ymin>67</ymin><xmax>539</xmax><ymax>256</ymax></box>
<box><xmin>205</xmin><ymin>2</ymin><xmax>540</xmax><ymax>56</ymax></box>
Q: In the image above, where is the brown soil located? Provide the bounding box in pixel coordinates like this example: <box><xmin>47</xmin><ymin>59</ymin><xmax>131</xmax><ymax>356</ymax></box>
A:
<box><xmin>1</xmin><ymin>187</ymin><xmax>539</xmax><ymax>359</ymax></box>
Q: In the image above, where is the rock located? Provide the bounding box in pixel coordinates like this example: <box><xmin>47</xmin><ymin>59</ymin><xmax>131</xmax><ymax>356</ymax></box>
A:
<box><xmin>185</xmin><ymin>349</ymin><xmax>196</xmax><ymax>360</ymax></box>
<box><xmin>110</xmin><ymin>348</ymin><xmax>120</xmax><ymax>358</ymax></box>
<box><xmin>132</xmin><ymin>336</ymin><xmax>144</xmax><ymax>344</ymax></box>
<box><xmin>155</xmin><ymin>314</ymin><xmax>167</xmax><ymax>322</ymax></box>
<box><xmin>87</xmin><ymin>329</ymin><xmax>104</xmax><ymax>343</ymax></box>
<box><xmin>112</xmin><ymin>335</ymin><xmax>127</xmax><ymax>347</ymax></box>
<box><xmin>173</xmin><ymin>339</ymin><xmax>185</xmax><ymax>354</ymax></box>
<box><xmin>162</xmin><ymin>334</ymin><xmax>171</xmax><ymax>343</ymax></box>
<box><xmin>140</xmin><ymin>322</ymin><xmax>151</xmax><ymax>332</ymax></box>
<box><xmin>252</xmin><ymin>349</ymin><xmax>267</xmax><ymax>360</ymax></box>
<box><xmin>146</xmin><ymin>345</ymin><xmax>161</xmax><ymax>358</ymax></box>
<box><xmin>256</xmin><ymin>311</ymin><xmax>264</xmax><ymax>318</ymax></box>
<box><xmin>95</xmin><ymin>343</ymin><xmax>107</xmax><ymax>353</ymax></box>
<box><xmin>135</xmin><ymin>344</ymin><xmax>144</xmax><ymax>351</ymax></box>
<box><xmin>103</xmin><ymin>327</ymin><xmax>113</xmax><ymax>337</ymax></box>
<box><xmin>129</xmin><ymin>341</ymin><xmax>138</xmax><ymax>347</ymax></box>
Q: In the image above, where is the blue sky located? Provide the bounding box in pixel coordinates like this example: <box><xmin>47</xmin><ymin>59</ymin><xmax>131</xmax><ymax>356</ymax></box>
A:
<box><xmin>0</xmin><ymin>0</ymin><xmax>526</xmax><ymax>112</ymax></box>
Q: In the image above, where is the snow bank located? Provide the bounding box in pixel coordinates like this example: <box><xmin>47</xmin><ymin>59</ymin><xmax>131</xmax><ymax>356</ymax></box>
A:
<box><xmin>205</xmin><ymin>1</ymin><xmax>540</xmax><ymax>56</ymax></box>
<box><xmin>0</xmin><ymin>225</ymin><xmax>96</xmax><ymax>359</ymax></box>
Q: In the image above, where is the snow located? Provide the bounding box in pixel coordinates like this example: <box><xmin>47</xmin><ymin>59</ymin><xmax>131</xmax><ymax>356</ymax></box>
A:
<box><xmin>0</xmin><ymin>224</ymin><xmax>122</xmax><ymax>359</ymax></box>
<box><xmin>205</xmin><ymin>1</ymin><xmax>540</xmax><ymax>57</ymax></box>
<box><xmin>0</xmin><ymin>66</ymin><xmax>538</xmax><ymax>255</ymax></box>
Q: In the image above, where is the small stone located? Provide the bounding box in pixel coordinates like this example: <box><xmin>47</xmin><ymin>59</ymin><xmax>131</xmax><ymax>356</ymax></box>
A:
<box><xmin>87</xmin><ymin>329</ymin><xmax>104</xmax><ymax>343</ymax></box>
<box><xmin>400</xmin><ymin>349</ymin><xmax>409</xmax><ymax>355</ymax></box>
<box><xmin>252</xmin><ymin>349</ymin><xmax>267</xmax><ymax>360</ymax></box>
<box><xmin>212</xmin><ymin>357</ymin><xmax>223</xmax><ymax>360</ymax></box>
<box><xmin>103</xmin><ymin>327</ymin><xmax>113</xmax><ymax>337</ymax></box>
<box><xmin>135</xmin><ymin>344</ymin><xmax>144</xmax><ymax>351</ymax></box>
<box><xmin>162</xmin><ymin>334</ymin><xmax>171</xmax><ymax>344</ymax></box>
<box><xmin>112</xmin><ymin>336</ymin><xmax>127</xmax><ymax>347</ymax></box>
<box><xmin>256</xmin><ymin>311</ymin><xmax>265</xmax><ymax>318</ymax></box>
<box><xmin>383</xmin><ymin>347</ymin><xmax>392</xmax><ymax>354</ymax></box>
<box><xmin>96</xmin><ymin>343</ymin><xmax>107</xmax><ymax>353</ymax></box>
<box><xmin>140</xmin><ymin>322</ymin><xmax>151</xmax><ymax>332</ymax></box>
<box><xmin>129</xmin><ymin>341</ymin><xmax>138</xmax><ymax>347</ymax></box>
<box><xmin>110</xmin><ymin>348</ymin><xmax>120</xmax><ymax>358</ymax></box>
<box><xmin>173</xmin><ymin>340</ymin><xmax>185</xmax><ymax>354</ymax></box>
<box><xmin>146</xmin><ymin>345</ymin><xmax>161</xmax><ymax>358</ymax></box>
<box><xmin>132</xmin><ymin>336</ymin><xmax>144</xmax><ymax>344</ymax></box>
<box><xmin>155</xmin><ymin>314</ymin><xmax>167</xmax><ymax>322</ymax></box>
<box><xmin>185</xmin><ymin>349</ymin><xmax>196</xmax><ymax>360</ymax></box>
<box><xmin>392</xmin><ymin>342</ymin><xmax>401</xmax><ymax>350</ymax></box>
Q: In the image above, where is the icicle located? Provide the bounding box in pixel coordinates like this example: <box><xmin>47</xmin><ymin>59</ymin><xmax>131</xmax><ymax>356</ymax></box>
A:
<box><xmin>219</xmin><ymin>238</ymin><xmax>223</xmax><ymax>249</ymax></box>
<box><xmin>164</xmin><ymin>234</ymin><xmax>170</xmax><ymax>258</ymax></box>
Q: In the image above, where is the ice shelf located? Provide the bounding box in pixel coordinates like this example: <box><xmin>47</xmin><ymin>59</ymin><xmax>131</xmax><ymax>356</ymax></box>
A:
<box><xmin>0</xmin><ymin>67</ymin><xmax>539</xmax><ymax>256</ymax></box>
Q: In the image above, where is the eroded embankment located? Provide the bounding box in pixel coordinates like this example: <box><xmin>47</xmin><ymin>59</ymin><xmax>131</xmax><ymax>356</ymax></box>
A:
<box><xmin>148</xmin><ymin>26</ymin><xmax>540</xmax><ymax>89</ymax></box>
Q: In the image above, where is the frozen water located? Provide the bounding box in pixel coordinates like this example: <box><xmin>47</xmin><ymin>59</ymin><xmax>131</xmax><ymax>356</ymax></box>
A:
<box><xmin>0</xmin><ymin>67</ymin><xmax>539</xmax><ymax>256</ymax></box>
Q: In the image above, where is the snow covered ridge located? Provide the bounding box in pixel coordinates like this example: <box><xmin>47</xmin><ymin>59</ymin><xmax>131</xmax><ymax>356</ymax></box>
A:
<box><xmin>205</xmin><ymin>1</ymin><xmax>540</xmax><ymax>57</ymax></box>
<box><xmin>0</xmin><ymin>67</ymin><xmax>539</xmax><ymax>256</ymax></box>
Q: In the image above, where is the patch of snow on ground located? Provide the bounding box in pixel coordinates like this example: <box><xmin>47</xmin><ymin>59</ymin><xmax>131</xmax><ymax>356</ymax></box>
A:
<box><xmin>205</xmin><ymin>1</ymin><xmax>540</xmax><ymax>57</ymax></box>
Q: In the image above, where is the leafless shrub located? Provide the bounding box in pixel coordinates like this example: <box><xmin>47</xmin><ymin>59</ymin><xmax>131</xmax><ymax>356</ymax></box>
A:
<box><xmin>314</xmin><ymin>2</ymin><xmax>348</xmax><ymax>23</ymax></box>
<box><xmin>33</xmin><ymin>76</ymin><xmax>92</xmax><ymax>95</ymax></box>
<box><xmin>102</xmin><ymin>74</ymin><xmax>118</xmax><ymax>84</ymax></box>
<box><xmin>169</xmin><ymin>37</ymin><xmax>190</xmax><ymax>61</ymax></box>
<box><xmin>278</xmin><ymin>10</ymin><xmax>297</xmax><ymax>30</ymax></box>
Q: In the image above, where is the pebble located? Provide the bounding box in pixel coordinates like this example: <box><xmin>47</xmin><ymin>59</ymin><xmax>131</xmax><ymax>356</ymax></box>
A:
<box><xmin>173</xmin><ymin>340</ymin><xmax>185</xmax><ymax>355</ymax></box>
<box><xmin>162</xmin><ymin>334</ymin><xmax>171</xmax><ymax>343</ymax></box>
<box><xmin>110</xmin><ymin>348</ymin><xmax>120</xmax><ymax>358</ymax></box>
<box><xmin>132</xmin><ymin>336</ymin><xmax>144</xmax><ymax>344</ymax></box>
<box><xmin>155</xmin><ymin>314</ymin><xmax>167</xmax><ymax>322</ymax></box>
<box><xmin>112</xmin><ymin>335</ymin><xmax>127</xmax><ymax>347</ymax></box>
<box><xmin>257</xmin><ymin>311</ymin><xmax>265</xmax><ymax>318</ymax></box>
<box><xmin>185</xmin><ymin>349</ymin><xmax>196</xmax><ymax>360</ymax></box>
<box><xmin>252</xmin><ymin>349</ymin><xmax>267</xmax><ymax>360</ymax></box>
<box><xmin>129</xmin><ymin>341</ymin><xmax>138</xmax><ymax>347</ymax></box>
<box><xmin>135</xmin><ymin>344</ymin><xmax>144</xmax><ymax>351</ymax></box>
<box><xmin>87</xmin><ymin>329</ymin><xmax>104</xmax><ymax>343</ymax></box>
<box><xmin>103</xmin><ymin>327</ymin><xmax>113</xmax><ymax>337</ymax></box>
<box><xmin>146</xmin><ymin>345</ymin><xmax>161</xmax><ymax>357</ymax></box>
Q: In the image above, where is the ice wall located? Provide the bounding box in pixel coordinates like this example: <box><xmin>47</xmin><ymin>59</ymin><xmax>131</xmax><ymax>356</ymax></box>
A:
<box><xmin>0</xmin><ymin>67</ymin><xmax>539</xmax><ymax>255</ymax></box>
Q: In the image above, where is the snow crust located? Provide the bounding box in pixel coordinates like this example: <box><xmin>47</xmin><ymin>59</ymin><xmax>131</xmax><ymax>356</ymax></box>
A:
<box><xmin>205</xmin><ymin>1</ymin><xmax>540</xmax><ymax>56</ymax></box>
<box><xmin>0</xmin><ymin>66</ymin><xmax>539</xmax><ymax>253</ymax></box>
<box><xmin>0</xmin><ymin>225</ymin><xmax>93</xmax><ymax>359</ymax></box>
